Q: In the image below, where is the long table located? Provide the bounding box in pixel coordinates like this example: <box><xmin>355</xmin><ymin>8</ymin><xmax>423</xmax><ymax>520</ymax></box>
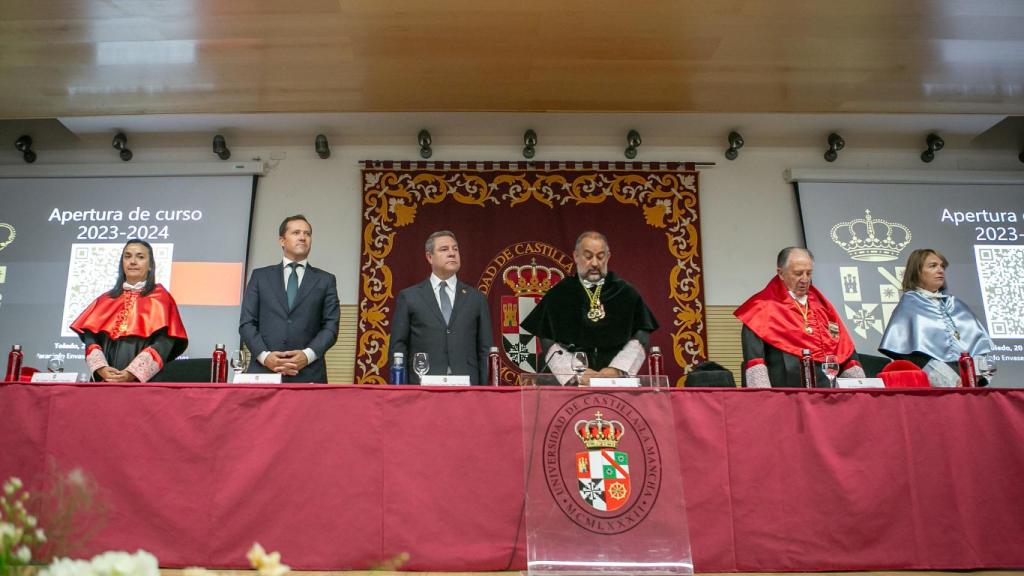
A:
<box><xmin>1</xmin><ymin>383</ymin><xmax>1022</xmax><ymax>572</ymax></box>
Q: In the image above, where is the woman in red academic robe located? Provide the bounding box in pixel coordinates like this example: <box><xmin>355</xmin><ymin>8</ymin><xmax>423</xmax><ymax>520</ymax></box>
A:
<box><xmin>70</xmin><ymin>239</ymin><xmax>188</xmax><ymax>382</ymax></box>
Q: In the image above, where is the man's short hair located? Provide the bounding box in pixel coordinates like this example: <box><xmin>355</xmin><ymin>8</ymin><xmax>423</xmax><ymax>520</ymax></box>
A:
<box><xmin>279</xmin><ymin>215</ymin><xmax>311</xmax><ymax>237</ymax></box>
<box><xmin>776</xmin><ymin>246</ymin><xmax>813</xmax><ymax>269</ymax></box>
<box><xmin>425</xmin><ymin>230</ymin><xmax>457</xmax><ymax>253</ymax></box>
<box><xmin>574</xmin><ymin>230</ymin><xmax>609</xmax><ymax>252</ymax></box>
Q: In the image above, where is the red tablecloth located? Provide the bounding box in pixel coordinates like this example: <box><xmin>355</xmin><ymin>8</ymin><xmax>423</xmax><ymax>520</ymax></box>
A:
<box><xmin>1</xmin><ymin>383</ymin><xmax>1021</xmax><ymax>572</ymax></box>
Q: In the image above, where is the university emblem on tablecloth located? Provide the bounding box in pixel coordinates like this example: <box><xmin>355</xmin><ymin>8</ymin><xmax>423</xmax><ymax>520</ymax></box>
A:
<box><xmin>575</xmin><ymin>411</ymin><xmax>631</xmax><ymax>512</ymax></box>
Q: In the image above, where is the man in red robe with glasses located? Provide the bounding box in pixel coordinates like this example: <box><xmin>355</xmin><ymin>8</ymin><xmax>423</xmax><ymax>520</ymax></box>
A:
<box><xmin>734</xmin><ymin>247</ymin><xmax>864</xmax><ymax>388</ymax></box>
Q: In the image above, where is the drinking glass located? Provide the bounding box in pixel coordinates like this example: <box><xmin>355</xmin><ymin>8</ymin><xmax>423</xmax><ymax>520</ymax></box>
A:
<box><xmin>821</xmin><ymin>354</ymin><xmax>839</xmax><ymax>388</ymax></box>
<box><xmin>47</xmin><ymin>357</ymin><xmax>65</xmax><ymax>373</ymax></box>
<box><xmin>230</xmin><ymin>350</ymin><xmax>247</xmax><ymax>381</ymax></box>
<box><xmin>977</xmin><ymin>356</ymin><xmax>997</xmax><ymax>385</ymax></box>
<box><xmin>571</xmin><ymin>351</ymin><xmax>588</xmax><ymax>386</ymax></box>
<box><xmin>413</xmin><ymin>352</ymin><xmax>430</xmax><ymax>381</ymax></box>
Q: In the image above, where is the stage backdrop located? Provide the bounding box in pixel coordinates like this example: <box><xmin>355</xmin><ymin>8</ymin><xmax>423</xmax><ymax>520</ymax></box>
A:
<box><xmin>356</xmin><ymin>161</ymin><xmax>705</xmax><ymax>386</ymax></box>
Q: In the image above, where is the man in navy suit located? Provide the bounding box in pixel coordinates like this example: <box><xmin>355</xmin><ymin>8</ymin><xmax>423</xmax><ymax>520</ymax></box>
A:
<box><xmin>239</xmin><ymin>215</ymin><xmax>339</xmax><ymax>383</ymax></box>
<box><xmin>389</xmin><ymin>230</ymin><xmax>493</xmax><ymax>384</ymax></box>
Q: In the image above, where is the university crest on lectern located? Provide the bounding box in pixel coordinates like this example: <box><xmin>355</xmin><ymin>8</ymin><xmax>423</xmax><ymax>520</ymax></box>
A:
<box><xmin>575</xmin><ymin>412</ymin><xmax>631</xmax><ymax>512</ymax></box>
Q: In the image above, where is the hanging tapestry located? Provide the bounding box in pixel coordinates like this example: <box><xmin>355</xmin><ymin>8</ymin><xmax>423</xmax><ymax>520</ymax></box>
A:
<box><xmin>356</xmin><ymin>160</ymin><xmax>705</xmax><ymax>386</ymax></box>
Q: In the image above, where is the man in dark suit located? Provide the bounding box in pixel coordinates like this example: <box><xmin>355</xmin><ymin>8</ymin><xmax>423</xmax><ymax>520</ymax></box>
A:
<box><xmin>389</xmin><ymin>230</ymin><xmax>493</xmax><ymax>384</ymax></box>
<box><xmin>239</xmin><ymin>215</ymin><xmax>339</xmax><ymax>383</ymax></box>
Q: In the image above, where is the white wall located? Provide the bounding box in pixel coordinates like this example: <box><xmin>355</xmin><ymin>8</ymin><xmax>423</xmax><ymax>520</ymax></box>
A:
<box><xmin>4</xmin><ymin>136</ymin><xmax>1021</xmax><ymax>305</ymax></box>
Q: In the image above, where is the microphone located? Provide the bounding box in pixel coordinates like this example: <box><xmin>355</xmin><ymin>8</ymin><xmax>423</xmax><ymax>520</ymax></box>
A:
<box><xmin>538</xmin><ymin>347</ymin><xmax>564</xmax><ymax>374</ymax></box>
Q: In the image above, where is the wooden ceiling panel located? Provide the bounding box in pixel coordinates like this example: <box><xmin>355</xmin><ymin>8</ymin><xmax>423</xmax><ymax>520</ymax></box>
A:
<box><xmin>0</xmin><ymin>0</ymin><xmax>1022</xmax><ymax>118</ymax></box>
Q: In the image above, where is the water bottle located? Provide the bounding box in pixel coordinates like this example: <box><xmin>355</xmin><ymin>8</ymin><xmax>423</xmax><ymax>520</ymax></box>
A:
<box><xmin>958</xmin><ymin>352</ymin><xmax>977</xmax><ymax>388</ymax></box>
<box><xmin>648</xmin><ymin>346</ymin><xmax>664</xmax><ymax>383</ymax></box>
<box><xmin>488</xmin><ymin>346</ymin><xmax>501</xmax><ymax>386</ymax></box>
<box><xmin>211</xmin><ymin>344</ymin><xmax>228</xmax><ymax>383</ymax></box>
<box><xmin>390</xmin><ymin>352</ymin><xmax>406</xmax><ymax>385</ymax></box>
<box><xmin>799</xmin><ymin>349</ymin><xmax>815</xmax><ymax>388</ymax></box>
<box><xmin>5</xmin><ymin>344</ymin><xmax>23</xmax><ymax>382</ymax></box>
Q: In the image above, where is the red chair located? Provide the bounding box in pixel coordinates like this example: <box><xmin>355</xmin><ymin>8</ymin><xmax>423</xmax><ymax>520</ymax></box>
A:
<box><xmin>878</xmin><ymin>359</ymin><xmax>930</xmax><ymax>388</ymax></box>
<box><xmin>18</xmin><ymin>366</ymin><xmax>39</xmax><ymax>382</ymax></box>
<box><xmin>20</xmin><ymin>366</ymin><xmax>95</xmax><ymax>382</ymax></box>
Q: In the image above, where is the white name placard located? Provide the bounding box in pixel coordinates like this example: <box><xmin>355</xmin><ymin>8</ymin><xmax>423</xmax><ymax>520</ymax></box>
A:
<box><xmin>231</xmin><ymin>373</ymin><xmax>282</xmax><ymax>384</ymax></box>
<box><xmin>589</xmin><ymin>377</ymin><xmax>641</xmax><ymax>388</ymax></box>
<box><xmin>836</xmin><ymin>377</ymin><xmax>885</xmax><ymax>389</ymax></box>
<box><xmin>30</xmin><ymin>372</ymin><xmax>80</xmax><ymax>383</ymax></box>
<box><xmin>419</xmin><ymin>375</ymin><xmax>472</xmax><ymax>387</ymax></box>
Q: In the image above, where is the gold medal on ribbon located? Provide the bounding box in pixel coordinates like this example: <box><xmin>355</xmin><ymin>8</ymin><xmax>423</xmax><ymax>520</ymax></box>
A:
<box><xmin>582</xmin><ymin>280</ymin><xmax>604</xmax><ymax>323</ymax></box>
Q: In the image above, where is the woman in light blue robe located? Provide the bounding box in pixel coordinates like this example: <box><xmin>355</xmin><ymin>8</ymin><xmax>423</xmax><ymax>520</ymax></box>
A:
<box><xmin>879</xmin><ymin>248</ymin><xmax>993</xmax><ymax>387</ymax></box>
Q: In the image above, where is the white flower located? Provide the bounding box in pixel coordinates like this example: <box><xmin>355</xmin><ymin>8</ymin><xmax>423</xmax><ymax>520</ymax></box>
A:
<box><xmin>84</xmin><ymin>550</ymin><xmax>158</xmax><ymax>576</ymax></box>
<box><xmin>41</xmin><ymin>557</ymin><xmax>93</xmax><ymax>576</ymax></box>
<box><xmin>247</xmin><ymin>543</ymin><xmax>290</xmax><ymax>576</ymax></box>
<box><xmin>3</xmin><ymin>477</ymin><xmax>23</xmax><ymax>495</ymax></box>
<box><xmin>0</xmin><ymin>521</ymin><xmax>16</xmax><ymax>541</ymax></box>
<box><xmin>90</xmin><ymin>550</ymin><xmax>159</xmax><ymax>576</ymax></box>
<box><xmin>16</xmin><ymin>544</ymin><xmax>32</xmax><ymax>563</ymax></box>
<box><xmin>67</xmin><ymin>469</ymin><xmax>86</xmax><ymax>487</ymax></box>
<box><xmin>36</xmin><ymin>527</ymin><xmax>47</xmax><ymax>542</ymax></box>
<box><xmin>26</xmin><ymin>514</ymin><xmax>38</xmax><ymax>527</ymax></box>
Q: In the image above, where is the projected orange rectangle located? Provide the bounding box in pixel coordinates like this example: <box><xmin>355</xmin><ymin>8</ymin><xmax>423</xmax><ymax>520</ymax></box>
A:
<box><xmin>169</xmin><ymin>262</ymin><xmax>244</xmax><ymax>306</ymax></box>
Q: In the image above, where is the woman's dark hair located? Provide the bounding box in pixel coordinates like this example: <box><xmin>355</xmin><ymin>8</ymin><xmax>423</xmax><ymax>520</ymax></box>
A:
<box><xmin>108</xmin><ymin>239</ymin><xmax>157</xmax><ymax>297</ymax></box>
<box><xmin>902</xmin><ymin>248</ymin><xmax>948</xmax><ymax>292</ymax></box>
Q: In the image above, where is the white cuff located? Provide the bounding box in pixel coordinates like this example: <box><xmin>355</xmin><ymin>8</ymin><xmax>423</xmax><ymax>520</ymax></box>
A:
<box><xmin>924</xmin><ymin>359</ymin><xmax>960</xmax><ymax>388</ymax></box>
<box><xmin>303</xmin><ymin>348</ymin><xmax>317</xmax><ymax>364</ymax></box>
<box><xmin>86</xmin><ymin>348</ymin><xmax>109</xmax><ymax>374</ymax></box>
<box><xmin>125</xmin><ymin>349</ymin><xmax>162</xmax><ymax>383</ymax></box>
<box><xmin>840</xmin><ymin>365</ymin><xmax>866</xmax><ymax>379</ymax></box>
<box><xmin>546</xmin><ymin>344</ymin><xmax>575</xmax><ymax>385</ymax></box>
<box><xmin>257</xmin><ymin>351</ymin><xmax>270</xmax><ymax>366</ymax></box>
<box><xmin>745</xmin><ymin>363</ymin><xmax>771</xmax><ymax>388</ymax></box>
<box><xmin>608</xmin><ymin>339</ymin><xmax>645</xmax><ymax>376</ymax></box>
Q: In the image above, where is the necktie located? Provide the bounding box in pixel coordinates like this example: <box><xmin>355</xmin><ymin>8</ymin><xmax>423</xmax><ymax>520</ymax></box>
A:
<box><xmin>287</xmin><ymin>262</ymin><xmax>301</xmax><ymax>310</ymax></box>
<box><xmin>439</xmin><ymin>280</ymin><xmax>452</xmax><ymax>324</ymax></box>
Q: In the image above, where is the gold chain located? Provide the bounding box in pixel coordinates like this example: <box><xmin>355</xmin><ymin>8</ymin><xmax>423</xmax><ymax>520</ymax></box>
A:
<box><xmin>792</xmin><ymin>298</ymin><xmax>813</xmax><ymax>334</ymax></box>
<box><xmin>582</xmin><ymin>281</ymin><xmax>606</xmax><ymax>322</ymax></box>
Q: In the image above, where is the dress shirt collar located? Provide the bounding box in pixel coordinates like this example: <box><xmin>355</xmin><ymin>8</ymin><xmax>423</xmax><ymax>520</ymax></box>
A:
<box><xmin>283</xmin><ymin>257</ymin><xmax>308</xmax><ymax>268</ymax></box>
<box><xmin>430</xmin><ymin>274</ymin><xmax>457</xmax><ymax>291</ymax></box>
<box><xmin>787</xmin><ymin>290</ymin><xmax>808</xmax><ymax>306</ymax></box>
<box><xmin>580</xmin><ymin>276</ymin><xmax>606</xmax><ymax>290</ymax></box>
<box><xmin>122</xmin><ymin>281</ymin><xmax>146</xmax><ymax>292</ymax></box>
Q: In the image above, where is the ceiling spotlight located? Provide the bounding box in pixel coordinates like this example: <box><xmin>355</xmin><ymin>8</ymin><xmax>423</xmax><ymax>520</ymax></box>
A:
<box><xmin>523</xmin><ymin>129</ymin><xmax>537</xmax><ymax>159</ymax></box>
<box><xmin>418</xmin><ymin>129</ymin><xmax>432</xmax><ymax>159</ymax></box>
<box><xmin>112</xmin><ymin>132</ymin><xmax>132</xmax><ymax>162</ymax></box>
<box><xmin>824</xmin><ymin>132</ymin><xmax>845</xmax><ymax>162</ymax></box>
<box><xmin>624</xmin><ymin>129</ymin><xmax>642</xmax><ymax>159</ymax></box>
<box><xmin>212</xmin><ymin>134</ymin><xmax>230</xmax><ymax>160</ymax></box>
<box><xmin>921</xmin><ymin>133</ymin><xmax>944</xmax><ymax>163</ymax></box>
<box><xmin>315</xmin><ymin>134</ymin><xmax>330</xmax><ymax>159</ymax></box>
<box><xmin>14</xmin><ymin>135</ymin><xmax>36</xmax><ymax>164</ymax></box>
<box><xmin>725</xmin><ymin>131</ymin><xmax>744</xmax><ymax>161</ymax></box>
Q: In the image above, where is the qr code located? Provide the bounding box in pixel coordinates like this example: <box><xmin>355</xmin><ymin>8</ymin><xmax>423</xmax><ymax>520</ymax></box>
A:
<box><xmin>60</xmin><ymin>243</ymin><xmax>174</xmax><ymax>337</ymax></box>
<box><xmin>975</xmin><ymin>245</ymin><xmax>1024</xmax><ymax>338</ymax></box>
